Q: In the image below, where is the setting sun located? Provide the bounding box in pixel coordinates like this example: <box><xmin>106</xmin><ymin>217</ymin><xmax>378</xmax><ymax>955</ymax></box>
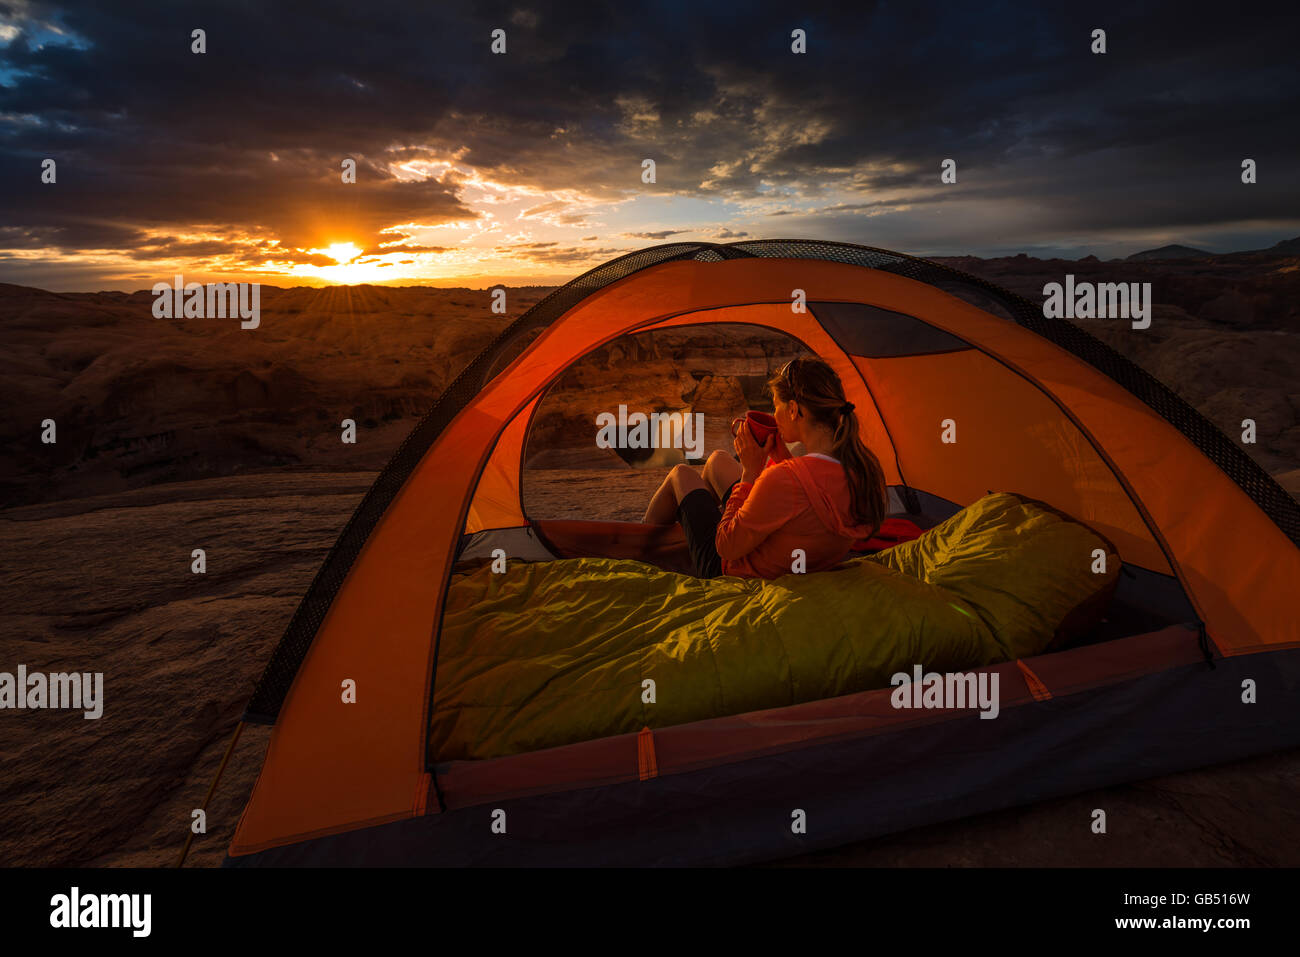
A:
<box><xmin>322</xmin><ymin>242</ymin><xmax>362</xmax><ymax>264</ymax></box>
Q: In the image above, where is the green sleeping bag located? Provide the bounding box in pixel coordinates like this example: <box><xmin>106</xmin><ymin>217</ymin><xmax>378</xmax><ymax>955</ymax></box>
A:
<box><xmin>428</xmin><ymin>493</ymin><xmax>1118</xmax><ymax>761</ymax></box>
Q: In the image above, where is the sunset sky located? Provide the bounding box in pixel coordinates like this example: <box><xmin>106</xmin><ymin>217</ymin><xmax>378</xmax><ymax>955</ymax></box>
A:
<box><xmin>2</xmin><ymin>1</ymin><xmax>1298</xmax><ymax>291</ymax></box>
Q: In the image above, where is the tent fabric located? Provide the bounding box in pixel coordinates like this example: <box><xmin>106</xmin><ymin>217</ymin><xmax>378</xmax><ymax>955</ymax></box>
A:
<box><xmin>228</xmin><ymin>239</ymin><xmax>1300</xmax><ymax>864</ymax></box>
<box><xmin>851</xmin><ymin>350</ymin><xmax>1170</xmax><ymax>572</ymax></box>
<box><xmin>465</xmin><ymin>394</ymin><xmax>540</xmax><ymax>533</ymax></box>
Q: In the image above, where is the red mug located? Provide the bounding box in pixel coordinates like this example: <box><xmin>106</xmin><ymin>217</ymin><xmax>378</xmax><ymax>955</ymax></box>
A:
<box><xmin>730</xmin><ymin>410</ymin><xmax>779</xmax><ymax>445</ymax></box>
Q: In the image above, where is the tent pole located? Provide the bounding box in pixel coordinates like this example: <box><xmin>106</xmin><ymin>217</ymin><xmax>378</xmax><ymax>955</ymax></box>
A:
<box><xmin>176</xmin><ymin>719</ymin><xmax>245</xmax><ymax>868</ymax></box>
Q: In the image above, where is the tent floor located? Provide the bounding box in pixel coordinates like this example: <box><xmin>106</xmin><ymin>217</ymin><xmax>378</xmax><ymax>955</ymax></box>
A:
<box><xmin>227</xmin><ymin>644</ymin><xmax>1299</xmax><ymax>866</ymax></box>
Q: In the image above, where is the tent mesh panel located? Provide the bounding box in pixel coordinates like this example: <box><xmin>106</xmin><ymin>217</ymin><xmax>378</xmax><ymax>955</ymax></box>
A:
<box><xmin>244</xmin><ymin>239</ymin><xmax>1300</xmax><ymax>723</ymax></box>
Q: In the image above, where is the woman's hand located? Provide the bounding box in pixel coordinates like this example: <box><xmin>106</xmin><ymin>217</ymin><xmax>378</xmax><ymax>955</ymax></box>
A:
<box><xmin>733</xmin><ymin>424</ymin><xmax>774</xmax><ymax>484</ymax></box>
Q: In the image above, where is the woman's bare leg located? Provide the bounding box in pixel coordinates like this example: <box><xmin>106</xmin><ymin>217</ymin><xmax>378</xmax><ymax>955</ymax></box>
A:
<box><xmin>702</xmin><ymin>449</ymin><xmax>742</xmax><ymax>501</ymax></box>
<box><xmin>642</xmin><ymin>473</ymin><xmax>679</xmax><ymax>524</ymax></box>
<box><xmin>642</xmin><ymin>463</ymin><xmax>710</xmax><ymax>524</ymax></box>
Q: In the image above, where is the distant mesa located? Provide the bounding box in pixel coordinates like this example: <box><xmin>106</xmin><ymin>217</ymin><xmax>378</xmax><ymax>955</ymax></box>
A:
<box><xmin>1125</xmin><ymin>244</ymin><xmax>1214</xmax><ymax>262</ymax></box>
<box><xmin>1121</xmin><ymin>237</ymin><xmax>1300</xmax><ymax>261</ymax></box>
<box><xmin>1255</xmin><ymin>236</ymin><xmax>1300</xmax><ymax>256</ymax></box>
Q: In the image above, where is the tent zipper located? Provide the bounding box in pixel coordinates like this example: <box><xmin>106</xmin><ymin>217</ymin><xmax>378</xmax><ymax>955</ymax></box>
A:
<box><xmin>1196</xmin><ymin>621</ymin><xmax>1216</xmax><ymax>670</ymax></box>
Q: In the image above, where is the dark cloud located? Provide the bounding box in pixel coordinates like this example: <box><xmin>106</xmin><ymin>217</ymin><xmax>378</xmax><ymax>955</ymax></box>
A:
<box><xmin>361</xmin><ymin>243</ymin><xmax>452</xmax><ymax>256</ymax></box>
<box><xmin>290</xmin><ymin>251</ymin><xmax>341</xmax><ymax>267</ymax></box>
<box><xmin>1</xmin><ymin>0</ymin><xmax>1298</xmax><ymax>288</ymax></box>
<box><xmin>519</xmin><ymin>201</ymin><xmax>568</xmax><ymax>218</ymax></box>
<box><xmin>496</xmin><ymin>242</ymin><xmax>626</xmax><ymax>264</ymax></box>
<box><xmin>496</xmin><ymin>241</ymin><xmax>559</xmax><ymax>251</ymax></box>
<box><xmin>624</xmin><ymin>229</ymin><xmax>692</xmax><ymax>239</ymax></box>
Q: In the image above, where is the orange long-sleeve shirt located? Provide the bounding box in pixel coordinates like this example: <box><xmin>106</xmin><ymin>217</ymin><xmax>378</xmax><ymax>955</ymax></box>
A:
<box><xmin>716</xmin><ymin>454</ymin><xmax>876</xmax><ymax>579</ymax></box>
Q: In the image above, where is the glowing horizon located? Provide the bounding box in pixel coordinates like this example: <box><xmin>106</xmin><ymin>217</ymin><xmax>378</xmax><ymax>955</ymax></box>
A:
<box><xmin>3</xmin><ymin>5</ymin><xmax>1298</xmax><ymax>293</ymax></box>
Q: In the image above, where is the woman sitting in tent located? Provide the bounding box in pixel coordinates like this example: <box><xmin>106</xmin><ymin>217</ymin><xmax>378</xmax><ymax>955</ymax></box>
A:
<box><xmin>642</xmin><ymin>356</ymin><xmax>889</xmax><ymax>578</ymax></box>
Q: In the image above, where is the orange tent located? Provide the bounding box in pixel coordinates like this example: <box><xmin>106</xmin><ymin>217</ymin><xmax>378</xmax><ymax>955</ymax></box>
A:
<box><xmin>226</xmin><ymin>240</ymin><xmax>1300</xmax><ymax>866</ymax></box>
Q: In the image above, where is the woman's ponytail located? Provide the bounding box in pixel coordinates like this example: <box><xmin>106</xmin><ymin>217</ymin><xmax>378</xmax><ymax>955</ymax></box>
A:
<box><xmin>770</xmin><ymin>357</ymin><xmax>889</xmax><ymax>534</ymax></box>
<box><xmin>831</xmin><ymin>403</ymin><xmax>888</xmax><ymax>533</ymax></box>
